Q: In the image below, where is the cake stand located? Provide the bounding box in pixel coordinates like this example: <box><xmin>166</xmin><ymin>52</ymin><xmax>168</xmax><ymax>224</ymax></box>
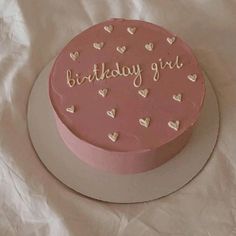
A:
<box><xmin>27</xmin><ymin>60</ymin><xmax>219</xmax><ymax>203</ymax></box>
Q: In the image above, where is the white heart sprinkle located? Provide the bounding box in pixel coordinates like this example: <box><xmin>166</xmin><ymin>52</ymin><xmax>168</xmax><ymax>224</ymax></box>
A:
<box><xmin>116</xmin><ymin>46</ymin><xmax>126</xmax><ymax>54</ymax></box>
<box><xmin>66</xmin><ymin>105</ymin><xmax>75</xmax><ymax>113</ymax></box>
<box><xmin>104</xmin><ymin>25</ymin><xmax>113</xmax><ymax>33</ymax></box>
<box><xmin>172</xmin><ymin>93</ymin><xmax>182</xmax><ymax>102</ymax></box>
<box><xmin>106</xmin><ymin>108</ymin><xmax>116</xmax><ymax>118</ymax></box>
<box><xmin>108</xmin><ymin>132</ymin><xmax>119</xmax><ymax>142</ymax></box>
<box><xmin>93</xmin><ymin>42</ymin><xmax>104</xmax><ymax>50</ymax></box>
<box><xmin>139</xmin><ymin>117</ymin><xmax>150</xmax><ymax>128</ymax></box>
<box><xmin>167</xmin><ymin>37</ymin><xmax>176</xmax><ymax>45</ymax></box>
<box><xmin>70</xmin><ymin>51</ymin><xmax>79</xmax><ymax>61</ymax></box>
<box><xmin>138</xmin><ymin>88</ymin><xmax>149</xmax><ymax>98</ymax></box>
<box><xmin>98</xmin><ymin>89</ymin><xmax>108</xmax><ymax>97</ymax></box>
<box><xmin>127</xmin><ymin>27</ymin><xmax>136</xmax><ymax>35</ymax></box>
<box><xmin>168</xmin><ymin>120</ymin><xmax>180</xmax><ymax>131</ymax></box>
<box><xmin>187</xmin><ymin>74</ymin><xmax>197</xmax><ymax>82</ymax></box>
<box><xmin>145</xmin><ymin>43</ymin><xmax>154</xmax><ymax>51</ymax></box>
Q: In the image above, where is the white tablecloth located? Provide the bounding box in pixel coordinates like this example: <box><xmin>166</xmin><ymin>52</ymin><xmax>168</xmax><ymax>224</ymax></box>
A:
<box><xmin>1</xmin><ymin>1</ymin><xmax>236</xmax><ymax>235</ymax></box>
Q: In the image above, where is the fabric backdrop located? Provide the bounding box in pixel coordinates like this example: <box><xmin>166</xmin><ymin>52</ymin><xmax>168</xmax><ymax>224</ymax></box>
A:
<box><xmin>1</xmin><ymin>0</ymin><xmax>236</xmax><ymax>235</ymax></box>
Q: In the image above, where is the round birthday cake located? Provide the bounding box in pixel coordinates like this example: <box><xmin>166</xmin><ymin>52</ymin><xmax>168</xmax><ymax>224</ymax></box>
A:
<box><xmin>49</xmin><ymin>18</ymin><xmax>205</xmax><ymax>174</ymax></box>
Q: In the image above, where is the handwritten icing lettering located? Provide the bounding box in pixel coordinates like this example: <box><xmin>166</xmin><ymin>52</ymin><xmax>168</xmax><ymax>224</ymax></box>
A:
<box><xmin>66</xmin><ymin>70</ymin><xmax>76</xmax><ymax>87</ymax></box>
<box><xmin>151</xmin><ymin>56</ymin><xmax>183</xmax><ymax>82</ymax></box>
<box><xmin>66</xmin><ymin>56</ymin><xmax>183</xmax><ymax>88</ymax></box>
<box><xmin>75</xmin><ymin>74</ymin><xmax>86</xmax><ymax>85</ymax></box>
<box><xmin>66</xmin><ymin>63</ymin><xmax>143</xmax><ymax>87</ymax></box>
<box><xmin>151</xmin><ymin>63</ymin><xmax>160</xmax><ymax>82</ymax></box>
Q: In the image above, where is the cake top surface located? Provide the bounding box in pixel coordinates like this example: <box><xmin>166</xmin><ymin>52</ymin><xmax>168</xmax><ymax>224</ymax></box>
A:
<box><xmin>49</xmin><ymin>18</ymin><xmax>205</xmax><ymax>152</ymax></box>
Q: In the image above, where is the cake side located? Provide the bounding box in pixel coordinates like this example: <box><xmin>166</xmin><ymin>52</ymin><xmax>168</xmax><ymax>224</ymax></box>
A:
<box><xmin>54</xmin><ymin>110</ymin><xmax>193</xmax><ymax>173</ymax></box>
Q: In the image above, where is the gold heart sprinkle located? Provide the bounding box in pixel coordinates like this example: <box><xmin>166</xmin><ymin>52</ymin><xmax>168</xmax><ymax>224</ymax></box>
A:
<box><xmin>104</xmin><ymin>25</ymin><xmax>113</xmax><ymax>33</ymax></box>
<box><xmin>106</xmin><ymin>108</ymin><xmax>116</xmax><ymax>118</ymax></box>
<box><xmin>116</xmin><ymin>46</ymin><xmax>126</xmax><ymax>54</ymax></box>
<box><xmin>108</xmin><ymin>132</ymin><xmax>119</xmax><ymax>142</ymax></box>
<box><xmin>168</xmin><ymin>120</ymin><xmax>180</xmax><ymax>131</ymax></box>
<box><xmin>98</xmin><ymin>88</ymin><xmax>108</xmax><ymax>97</ymax></box>
<box><xmin>187</xmin><ymin>74</ymin><xmax>197</xmax><ymax>82</ymax></box>
<box><xmin>139</xmin><ymin>117</ymin><xmax>150</xmax><ymax>128</ymax></box>
<box><xmin>145</xmin><ymin>43</ymin><xmax>154</xmax><ymax>51</ymax></box>
<box><xmin>172</xmin><ymin>93</ymin><xmax>182</xmax><ymax>102</ymax></box>
<box><xmin>138</xmin><ymin>88</ymin><xmax>149</xmax><ymax>98</ymax></box>
<box><xmin>127</xmin><ymin>27</ymin><xmax>136</xmax><ymax>35</ymax></box>
<box><xmin>93</xmin><ymin>42</ymin><xmax>104</xmax><ymax>50</ymax></box>
<box><xmin>69</xmin><ymin>51</ymin><xmax>79</xmax><ymax>61</ymax></box>
<box><xmin>66</xmin><ymin>105</ymin><xmax>75</xmax><ymax>113</ymax></box>
<box><xmin>167</xmin><ymin>37</ymin><xmax>176</xmax><ymax>45</ymax></box>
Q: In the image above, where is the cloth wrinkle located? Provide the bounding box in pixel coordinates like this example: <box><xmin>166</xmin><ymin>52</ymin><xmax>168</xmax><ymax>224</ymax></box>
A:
<box><xmin>0</xmin><ymin>1</ymin><xmax>236</xmax><ymax>235</ymax></box>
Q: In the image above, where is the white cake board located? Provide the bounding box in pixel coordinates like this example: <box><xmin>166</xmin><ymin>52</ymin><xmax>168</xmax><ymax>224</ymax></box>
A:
<box><xmin>27</xmin><ymin>60</ymin><xmax>220</xmax><ymax>203</ymax></box>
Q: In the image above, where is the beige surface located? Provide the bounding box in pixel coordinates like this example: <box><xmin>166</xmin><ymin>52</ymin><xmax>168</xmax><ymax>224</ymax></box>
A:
<box><xmin>0</xmin><ymin>0</ymin><xmax>235</xmax><ymax>235</ymax></box>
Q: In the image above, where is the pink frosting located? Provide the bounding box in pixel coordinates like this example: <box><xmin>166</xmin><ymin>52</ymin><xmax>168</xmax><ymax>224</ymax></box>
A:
<box><xmin>49</xmin><ymin>19</ymin><xmax>205</xmax><ymax>174</ymax></box>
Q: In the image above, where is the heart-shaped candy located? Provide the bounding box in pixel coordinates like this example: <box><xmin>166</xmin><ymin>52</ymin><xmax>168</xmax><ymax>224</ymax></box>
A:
<box><xmin>93</xmin><ymin>42</ymin><xmax>104</xmax><ymax>50</ymax></box>
<box><xmin>98</xmin><ymin>88</ymin><xmax>108</xmax><ymax>97</ymax></box>
<box><xmin>106</xmin><ymin>108</ymin><xmax>116</xmax><ymax>118</ymax></box>
<box><xmin>116</xmin><ymin>46</ymin><xmax>126</xmax><ymax>54</ymax></box>
<box><xmin>187</xmin><ymin>74</ymin><xmax>197</xmax><ymax>82</ymax></box>
<box><xmin>70</xmin><ymin>51</ymin><xmax>79</xmax><ymax>61</ymax></box>
<box><xmin>108</xmin><ymin>132</ymin><xmax>119</xmax><ymax>142</ymax></box>
<box><xmin>138</xmin><ymin>88</ymin><xmax>149</xmax><ymax>98</ymax></box>
<box><xmin>167</xmin><ymin>37</ymin><xmax>176</xmax><ymax>45</ymax></box>
<box><xmin>139</xmin><ymin>117</ymin><xmax>150</xmax><ymax>128</ymax></box>
<box><xmin>66</xmin><ymin>105</ymin><xmax>75</xmax><ymax>113</ymax></box>
<box><xmin>168</xmin><ymin>120</ymin><xmax>180</xmax><ymax>131</ymax></box>
<box><xmin>104</xmin><ymin>25</ymin><xmax>113</xmax><ymax>33</ymax></box>
<box><xmin>145</xmin><ymin>43</ymin><xmax>154</xmax><ymax>51</ymax></box>
<box><xmin>172</xmin><ymin>93</ymin><xmax>182</xmax><ymax>102</ymax></box>
<box><xmin>127</xmin><ymin>27</ymin><xmax>136</xmax><ymax>35</ymax></box>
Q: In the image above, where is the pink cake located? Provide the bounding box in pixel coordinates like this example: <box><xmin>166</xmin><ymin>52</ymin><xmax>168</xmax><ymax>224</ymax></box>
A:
<box><xmin>49</xmin><ymin>19</ymin><xmax>205</xmax><ymax>174</ymax></box>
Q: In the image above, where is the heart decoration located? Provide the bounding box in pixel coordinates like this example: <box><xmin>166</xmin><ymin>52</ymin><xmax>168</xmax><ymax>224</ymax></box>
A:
<box><xmin>70</xmin><ymin>51</ymin><xmax>79</xmax><ymax>61</ymax></box>
<box><xmin>139</xmin><ymin>117</ymin><xmax>150</xmax><ymax>128</ymax></box>
<box><xmin>106</xmin><ymin>108</ymin><xmax>116</xmax><ymax>118</ymax></box>
<box><xmin>104</xmin><ymin>25</ymin><xmax>113</xmax><ymax>33</ymax></box>
<box><xmin>138</xmin><ymin>88</ymin><xmax>149</xmax><ymax>98</ymax></box>
<box><xmin>98</xmin><ymin>88</ymin><xmax>108</xmax><ymax>97</ymax></box>
<box><xmin>93</xmin><ymin>42</ymin><xmax>104</xmax><ymax>50</ymax></box>
<box><xmin>167</xmin><ymin>37</ymin><xmax>176</xmax><ymax>45</ymax></box>
<box><xmin>108</xmin><ymin>132</ymin><xmax>119</xmax><ymax>142</ymax></box>
<box><xmin>187</xmin><ymin>74</ymin><xmax>197</xmax><ymax>82</ymax></box>
<box><xmin>168</xmin><ymin>120</ymin><xmax>180</xmax><ymax>131</ymax></box>
<box><xmin>172</xmin><ymin>93</ymin><xmax>182</xmax><ymax>102</ymax></box>
<box><xmin>116</xmin><ymin>46</ymin><xmax>127</xmax><ymax>54</ymax></box>
<box><xmin>127</xmin><ymin>27</ymin><xmax>136</xmax><ymax>35</ymax></box>
<box><xmin>66</xmin><ymin>105</ymin><xmax>75</xmax><ymax>113</ymax></box>
<box><xmin>145</xmin><ymin>43</ymin><xmax>154</xmax><ymax>51</ymax></box>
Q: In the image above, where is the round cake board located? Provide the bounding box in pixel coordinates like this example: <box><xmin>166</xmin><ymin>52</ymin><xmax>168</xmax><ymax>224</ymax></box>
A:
<box><xmin>27</xmin><ymin>60</ymin><xmax>220</xmax><ymax>203</ymax></box>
